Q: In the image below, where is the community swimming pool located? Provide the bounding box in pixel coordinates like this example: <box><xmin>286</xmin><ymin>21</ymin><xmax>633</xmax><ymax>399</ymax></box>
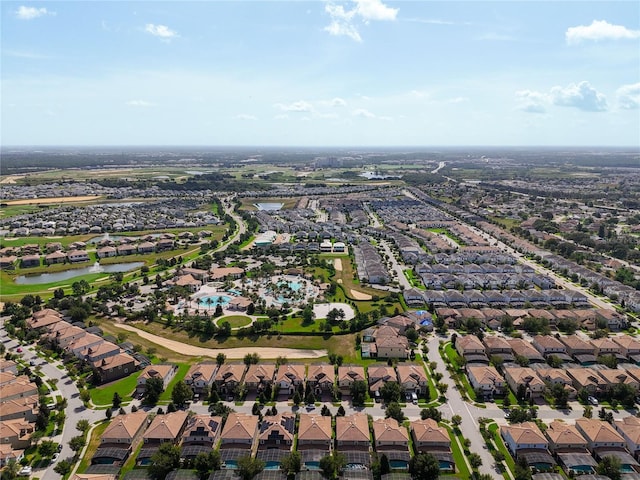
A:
<box><xmin>197</xmin><ymin>295</ymin><xmax>231</xmax><ymax>307</ymax></box>
<box><xmin>278</xmin><ymin>280</ymin><xmax>302</xmax><ymax>291</ymax></box>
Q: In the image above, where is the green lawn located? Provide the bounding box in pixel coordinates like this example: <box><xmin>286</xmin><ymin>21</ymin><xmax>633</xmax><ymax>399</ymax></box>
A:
<box><xmin>218</xmin><ymin>315</ymin><xmax>253</xmax><ymax>329</ymax></box>
<box><xmin>488</xmin><ymin>422</ymin><xmax>515</xmax><ymax>475</ymax></box>
<box><xmin>158</xmin><ymin>363</ymin><xmax>189</xmax><ymax>403</ymax></box>
<box><xmin>76</xmin><ymin>421</ymin><xmax>110</xmax><ymax>474</ymax></box>
<box><xmin>89</xmin><ymin>371</ymin><xmax>142</xmax><ymax>406</ymax></box>
<box><xmin>446</xmin><ymin>426</ymin><xmax>471</xmax><ymax>479</ymax></box>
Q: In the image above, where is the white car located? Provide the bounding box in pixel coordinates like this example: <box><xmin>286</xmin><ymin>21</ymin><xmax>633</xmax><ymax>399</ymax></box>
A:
<box><xmin>588</xmin><ymin>396</ymin><xmax>599</xmax><ymax>406</ymax></box>
<box><xmin>19</xmin><ymin>466</ymin><xmax>32</xmax><ymax>476</ymax></box>
<box><xmin>51</xmin><ymin>453</ymin><xmax>59</xmax><ymax>462</ymax></box>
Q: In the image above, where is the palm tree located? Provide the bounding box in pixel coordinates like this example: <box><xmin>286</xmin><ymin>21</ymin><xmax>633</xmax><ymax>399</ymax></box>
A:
<box><xmin>3</xmin><ymin>459</ymin><xmax>20</xmax><ymax>480</ymax></box>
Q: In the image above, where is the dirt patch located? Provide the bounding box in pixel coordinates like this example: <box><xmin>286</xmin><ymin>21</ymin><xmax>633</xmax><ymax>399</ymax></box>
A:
<box><xmin>313</xmin><ymin>302</ymin><xmax>356</xmax><ymax>321</ymax></box>
<box><xmin>0</xmin><ymin>175</ymin><xmax>25</xmax><ymax>185</ymax></box>
<box><xmin>333</xmin><ymin>258</ymin><xmax>343</xmax><ymax>271</ymax></box>
<box><xmin>114</xmin><ymin>323</ymin><xmax>327</xmax><ymax>360</ymax></box>
<box><xmin>349</xmin><ymin>289</ymin><xmax>372</xmax><ymax>300</ymax></box>
<box><xmin>4</xmin><ymin>195</ymin><xmax>101</xmax><ymax>206</ymax></box>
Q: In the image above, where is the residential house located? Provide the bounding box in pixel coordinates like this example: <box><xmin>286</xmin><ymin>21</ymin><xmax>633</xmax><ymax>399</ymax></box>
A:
<box><xmin>545</xmin><ymin>421</ymin><xmax>589</xmax><ymax>453</ymax></box>
<box><xmin>258</xmin><ymin>413</ymin><xmax>296</xmax><ymax>449</ymax></box>
<box><xmin>67</xmin><ymin>250</ymin><xmax>90</xmax><ymax>263</ymax></box>
<box><xmin>410</xmin><ymin>418</ymin><xmax>453</xmax><ymax>472</ymax></box>
<box><xmin>214</xmin><ymin>364</ymin><xmax>246</xmax><ymax>396</ymax></box>
<box><xmin>143</xmin><ymin>411</ymin><xmax>189</xmax><ymax>445</ymax></box>
<box><xmin>44</xmin><ymin>251</ymin><xmax>66</xmax><ymax>265</ymax></box>
<box><xmin>338</xmin><ymin>365</ymin><xmax>366</xmax><ymax>396</ymax></box>
<box><xmin>575</xmin><ymin>418</ymin><xmax>626</xmax><ymax>454</ymax></box>
<box><xmin>613</xmin><ymin>336</ymin><xmax>640</xmax><ymax>363</ymax></box>
<box><xmin>466</xmin><ymin>365</ymin><xmax>505</xmax><ymax>399</ymax></box>
<box><xmin>373</xmin><ymin>418</ymin><xmax>409</xmax><ymax>449</ymax></box>
<box><xmin>614</xmin><ymin>416</ymin><xmax>640</xmax><ymax>459</ymax></box>
<box><xmin>181</xmin><ymin>415</ymin><xmax>223</xmax><ymax>447</ymax></box>
<box><xmin>0</xmin><ymin>376</ymin><xmax>38</xmax><ymax>402</ymax></box>
<box><xmin>455</xmin><ymin>335</ymin><xmax>486</xmax><ymax>364</ymax></box>
<box><xmin>507</xmin><ymin>338</ymin><xmax>546</xmax><ymax>364</ymax></box>
<box><xmin>482</xmin><ymin>336</ymin><xmax>515</xmax><ymax>363</ymax></box>
<box><xmin>307</xmin><ymin>364</ymin><xmax>335</xmax><ymax>396</ymax></box>
<box><xmin>396</xmin><ymin>364</ymin><xmax>428</xmax><ymax>395</ymax></box>
<box><xmin>566</xmin><ymin>367</ymin><xmax>606</xmax><ymax>396</ymax></box>
<box><xmin>597</xmin><ymin>369</ymin><xmax>640</xmax><ymax>391</ymax></box>
<box><xmin>67</xmin><ymin>333</ymin><xmax>105</xmax><ymax>358</ymax></box>
<box><xmin>297</xmin><ymin>414</ymin><xmax>332</xmax><ymax>450</ymax></box>
<box><xmin>336</xmin><ymin>414</ymin><xmax>370</xmax><ymax>451</ymax></box>
<box><xmin>367</xmin><ymin>364</ymin><xmax>398</xmax><ymax>396</ymax></box>
<box><xmin>100</xmin><ymin>411</ymin><xmax>149</xmax><ymax>447</ymax></box>
<box><xmin>532</xmin><ymin>336</ymin><xmax>571</xmax><ymax>362</ymax></box>
<box><xmin>536</xmin><ymin>368</ymin><xmax>576</xmax><ymax>399</ymax></box>
<box><xmin>0</xmin><ymin>360</ymin><xmax>18</xmax><ymax>375</ymax></box>
<box><xmin>503</xmin><ymin>367</ymin><xmax>546</xmax><ymax>399</ymax></box>
<box><xmin>82</xmin><ymin>342</ymin><xmax>121</xmax><ymax>364</ymax></box>
<box><xmin>0</xmin><ymin>420</ymin><xmax>35</xmax><ymax>450</ymax></box>
<box><xmin>375</xmin><ymin>335</ymin><xmax>409</xmax><ymax>359</ymax></box>
<box><xmin>0</xmin><ymin>396</ymin><xmax>38</xmax><ymax>422</ymax></box>
<box><xmin>219</xmin><ymin>413</ymin><xmax>259</xmax><ymax>449</ymax></box>
<box><xmin>92</xmin><ymin>353</ymin><xmax>138</xmax><ymax>384</ymax></box>
<box><xmin>244</xmin><ymin>364</ymin><xmax>276</xmax><ymax>394</ymax></box>
<box><xmin>276</xmin><ymin>364</ymin><xmax>305</xmax><ymax>396</ymax></box>
<box><xmin>136</xmin><ymin>364</ymin><xmax>178</xmax><ymax>395</ymax></box>
<box><xmin>500</xmin><ymin>421</ymin><xmax>550</xmax><ymax>455</ymax></box>
<box><xmin>184</xmin><ymin>363</ymin><xmax>218</xmax><ymax>396</ymax></box>
<box><xmin>561</xmin><ymin>336</ymin><xmax>597</xmax><ymax>364</ymax></box>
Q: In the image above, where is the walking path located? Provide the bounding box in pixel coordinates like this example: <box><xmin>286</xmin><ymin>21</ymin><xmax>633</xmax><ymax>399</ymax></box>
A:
<box><xmin>113</xmin><ymin>323</ymin><xmax>327</xmax><ymax>359</ymax></box>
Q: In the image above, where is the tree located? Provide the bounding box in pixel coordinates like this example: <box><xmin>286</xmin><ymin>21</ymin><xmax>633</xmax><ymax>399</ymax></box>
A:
<box><xmin>68</xmin><ymin>435</ymin><xmax>86</xmax><ymax>455</ymax></box>
<box><xmin>319</xmin><ymin>453</ymin><xmax>346</xmax><ymax>480</ymax></box>
<box><xmin>194</xmin><ymin>450</ymin><xmax>221</xmax><ymax>480</ymax></box>
<box><xmin>54</xmin><ymin>459</ymin><xmax>73</xmax><ymax>476</ymax></box>
<box><xmin>583</xmin><ymin>406</ymin><xmax>593</xmax><ymax>418</ymax></box>
<box><xmin>385</xmin><ymin>402</ymin><xmax>405</xmax><ymax>422</ymax></box>
<box><xmin>451</xmin><ymin>415</ymin><xmax>462</xmax><ymax>428</ymax></box>
<box><xmin>379</xmin><ymin>454</ymin><xmax>391</xmax><ymax>476</ymax></box>
<box><xmin>596</xmin><ymin>455</ymin><xmax>622</xmax><ymax>480</ymax></box>
<box><xmin>236</xmin><ymin>455</ymin><xmax>265</xmax><ymax>480</ymax></box>
<box><xmin>105</xmin><ymin>407</ymin><xmax>113</xmax><ymax>420</ymax></box>
<box><xmin>112</xmin><ymin>392</ymin><xmax>122</xmax><ymax>409</ymax></box>
<box><xmin>2</xmin><ymin>459</ymin><xmax>20</xmax><ymax>480</ymax></box>
<box><xmin>321</xmin><ymin>405</ymin><xmax>331</xmax><ymax>416</ymax></box>
<box><xmin>171</xmin><ymin>380</ymin><xmax>194</xmax><ymax>407</ymax></box>
<box><xmin>144</xmin><ymin>377</ymin><xmax>165</xmax><ymax>405</ymax></box>
<box><xmin>408</xmin><ymin>452</ymin><xmax>440</xmax><ymax>480</ymax></box>
<box><xmin>292</xmin><ymin>391</ymin><xmax>302</xmax><ymax>406</ymax></box>
<box><xmin>216</xmin><ymin>353</ymin><xmax>226</xmax><ymax>366</ymax></box>
<box><xmin>280</xmin><ymin>451</ymin><xmax>302</xmax><ymax>475</ymax></box>
<box><xmin>420</xmin><ymin>407</ymin><xmax>442</xmax><ymax>422</ymax></box>
<box><xmin>38</xmin><ymin>440</ymin><xmax>57</xmax><ymax>457</ymax></box>
<box><xmin>468</xmin><ymin>453</ymin><xmax>482</xmax><ymax>469</ymax></box>
<box><xmin>149</xmin><ymin>442</ymin><xmax>182</xmax><ymax>480</ymax></box>
<box><xmin>337</xmin><ymin>405</ymin><xmax>346</xmax><ymax>416</ymax></box>
<box><xmin>350</xmin><ymin>380</ymin><xmax>367</xmax><ymax>406</ymax></box>
<box><xmin>380</xmin><ymin>381</ymin><xmax>402</xmax><ymax>404</ymax></box>
<box><xmin>76</xmin><ymin>419</ymin><xmax>90</xmax><ymax>433</ymax></box>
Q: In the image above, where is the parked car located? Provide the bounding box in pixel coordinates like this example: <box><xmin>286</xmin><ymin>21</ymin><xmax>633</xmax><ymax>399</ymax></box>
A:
<box><xmin>588</xmin><ymin>396</ymin><xmax>599</xmax><ymax>406</ymax></box>
<box><xmin>51</xmin><ymin>453</ymin><xmax>59</xmax><ymax>462</ymax></box>
<box><xmin>19</xmin><ymin>466</ymin><xmax>32</xmax><ymax>476</ymax></box>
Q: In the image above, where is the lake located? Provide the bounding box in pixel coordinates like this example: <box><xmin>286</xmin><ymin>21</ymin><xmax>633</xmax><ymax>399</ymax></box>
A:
<box><xmin>14</xmin><ymin>262</ymin><xmax>144</xmax><ymax>285</ymax></box>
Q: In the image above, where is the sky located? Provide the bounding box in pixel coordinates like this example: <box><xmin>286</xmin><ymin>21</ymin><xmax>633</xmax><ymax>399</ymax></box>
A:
<box><xmin>1</xmin><ymin>0</ymin><xmax>639</xmax><ymax>147</ymax></box>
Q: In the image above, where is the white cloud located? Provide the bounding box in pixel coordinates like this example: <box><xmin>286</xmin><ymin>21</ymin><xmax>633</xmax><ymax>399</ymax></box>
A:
<box><xmin>351</xmin><ymin>108</ymin><xmax>391</xmax><ymax>120</ymax></box>
<box><xmin>275</xmin><ymin>100</ymin><xmax>314</xmax><ymax>112</ymax></box>
<box><xmin>15</xmin><ymin>6</ymin><xmax>54</xmax><ymax>20</ymax></box>
<box><xmin>516</xmin><ymin>82</ymin><xmax>607</xmax><ymax>113</ymax></box>
<box><xmin>329</xmin><ymin>97</ymin><xmax>347</xmax><ymax>107</ymax></box>
<box><xmin>616</xmin><ymin>82</ymin><xmax>640</xmax><ymax>110</ymax></box>
<box><xmin>126</xmin><ymin>100</ymin><xmax>156</xmax><ymax>107</ymax></box>
<box><xmin>274</xmin><ymin>114</ymin><xmax>289</xmax><ymax>120</ymax></box>
<box><xmin>516</xmin><ymin>90</ymin><xmax>548</xmax><ymax>113</ymax></box>
<box><xmin>550</xmin><ymin>81</ymin><xmax>607</xmax><ymax>112</ymax></box>
<box><xmin>324</xmin><ymin>0</ymin><xmax>397</xmax><ymax>42</ymax></box>
<box><xmin>3</xmin><ymin>49</ymin><xmax>51</xmax><ymax>59</ymax></box>
<box><xmin>145</xmin><ymin>23</ymin><xmax>179</xmax><ymax>40</ymax></box>
<box><xmin>235</xmin><ymin>114</ymin><xmax>257</xmax><ymax>121</ymax></box>
<box><xmin>566</xmin><ymin>20</ymin><xmax>640</xmax><ymax>44</ymax></box>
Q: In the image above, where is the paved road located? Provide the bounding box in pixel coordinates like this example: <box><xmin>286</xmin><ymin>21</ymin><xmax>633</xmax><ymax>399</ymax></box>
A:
<box><xmin>0</xmin><ymin>321</ymin><xmax>103</xmax><ymax>480</ymax></box>
<box><xmin>378</xmin><ymin>240</ymin><xmax>412</xmax><ymax>290</ymax></box>
<box><xmin>427</xmin><ymin>335</ymin><xmax>498</xmax><ymax>478</ymax></box>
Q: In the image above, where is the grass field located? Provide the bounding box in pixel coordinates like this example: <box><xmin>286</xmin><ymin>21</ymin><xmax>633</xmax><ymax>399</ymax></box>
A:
<box><xmin>89</xmin><ymin>370</ymin><xmax>143</xmax><ymax>406</ymax></box>
<box><xmin>76</xmin><ymin>421</ymin><xmax>109</xmax><ymax>474</ymax></box>
<box><xmin>158</xmin><ymin>363</ymin><xmax>189</xmax><ymax>403</ymax></box>
<box><xmin>219</xmin><ymin>315</ymin><xmax>253</xmax><ymax>329</ymax></box>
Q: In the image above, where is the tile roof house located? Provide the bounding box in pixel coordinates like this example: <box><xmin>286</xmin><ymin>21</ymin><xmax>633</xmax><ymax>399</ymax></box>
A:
<box><xmin>613</xmin><ymin>336</ymin><xmax>640</xmax><ymax>363</ymax></box>
<box><xmin>482</xmin><ymin>336</ymin><xmax>515</xmax><ymax>362</ymax></box>
<box><xmin>297</xmin><ymin>414</ymin><xmax>332</xmax><ymax>450</ymax></box>
<box><xmin>500</xmin><ymin>422</ymin><xmax>549</xmax><ymax>455</ymax></box>
<box><xmin>143</xmin><ymin>411</ymin><xmax>189</xmax><ymax>444</ymax></box>
<box><xmin>101</xmin><ymin>411</ymin><xmax>149</xmax><ymax>446</ymax></box>
<box><xmin>336</xmin><ymin>413</ymin><xmax>370</xmax><ymax>450</ymax></box>
<box><xmin>307</xmin><ymin>364</ymin><xmax>336</xmax><ymax>395</ymax></box>
<box><xmin>219</xmin><ymin>413</ymin><xmax>259</xmax><ymax>449</ymax></box>
<box><xmin>0</xmin><ymin>420</ymin><xmax>35</xmax><ymax>450</ymax></box>
<box><xmin>367</xmin><ymin>364</ymin><xmax>398</xmax><ymax>395</ymax></box>
<box><xmin>575</xmin><ymin>418</ymin><xmax>626</xmax><ymax>453</ymax></box>
<box><xmin>596</xmin><ymin>368</ymin><xmax>640</xmax><ymax>391</ymax></box>
<box><xmin>181</xmin><ymin>415</ymin><xmax>223</xmax><ymax>447</ymax></box>
<box><xmin>560</xmin><ymin>335</ymin><xmax>597</xmax><ymax>364</ymax></box>
<box><xmin>136</xmin><ymin>364</ymin><xmax>178</xmax><ymax>395</ymax></box>
<box><xmin>258</xmin><ymin>413</ymin><xmax>296</xmax><ymax>450</ymax></box>
<box><xmin>455</xmin><ymin>335</ymin><xmax>485</xmax><ymax>358</ymax></box>
<box><xmin>532</xmin><ymin>336</ymin><xmax>570</xmax><ymax>360</ymax></box>
<box><xmin>214</xmin><ymin>364</ymin><xmax>246</xmax><ymax>395</ymax></box>
<box><xmin>373</xmin><ymin>418</ymin><xmax>409</xmax><ymax>449</ymax></box>
<box><xmin>92</xmin><ymin>353</ymin><xmax>138</xmax><ymax>384</ymax></box>
<box><xmin>544</xmin><ymin>421</ymin><xmax>588</xmax><ymax>453</ymax></box>
<box><xmin>566</xmin><ymin>367</ymin><xmax>606</xmax><ymax>395</ymax></box>
<box><xmin>244</xmin><ymin>364</ymin><xmax>276</xmax><ymax>393</ymax></box>
<box><xmin>338</xmin><ymin>365</ymin><xmax>366</xmax><ymax>395</ymax></box>
<box><xmin>503</xmin><ymin>367</ymin><xmax>546</xmax><ymax>399</ymax></box>
<box><xmin>184</xmin><ymin>363</ymin><xmax>218</xmax><ymax>395</ymax></box>
<box><xmin>466</xmin><ymin>365</ymin><xmax>506</xmax><ymax>399</ymax></box>
<box><xmin>276</xmin><ymin>364</ymin><xmax>305</xmax><ymax>396</ymax></box>
<box><xmin>614</xmin><ymin>416</ymin><xmax>640</xmax><ymax>459</ymax></box>
<box><xmin>411</xmin><ymin>419</ymin><xmax>451</xmax><ymax>452</ymax></box>
<box><xmin>507</xmin><ymin>338</ymin><xmax>546</xmax><ymax>364</ymax></box>
<box><xmin>396</xmin><ymin>364</ymin><xmax>428</xmax><ymax>395</ymax></box>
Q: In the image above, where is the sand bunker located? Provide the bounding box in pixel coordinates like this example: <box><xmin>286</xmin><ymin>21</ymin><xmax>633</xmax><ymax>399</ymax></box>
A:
<box><xmin>4</xmin><ymin>195</ymin><xmax>101</xmax><ymax>205</ymax></box>
<box><xmin>333</xmin><ymin>258</ymin><xmax>343</xmax><ymax>271</ymax></box>
<box><xmin>349</xmin><ymin>289</ymin><xmax>372</xmax><ymax>300</ymax></box>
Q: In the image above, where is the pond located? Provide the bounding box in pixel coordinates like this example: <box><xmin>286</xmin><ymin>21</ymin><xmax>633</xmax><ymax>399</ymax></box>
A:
<box><xmin>14</xmin><ymin>262</ymin><xmax>144</xmax><ymax>285</ymax></box>
<box><xmin>254</xmin><ymin>202</ymin><xmax>283</xmax><ymax>211</ymax></box>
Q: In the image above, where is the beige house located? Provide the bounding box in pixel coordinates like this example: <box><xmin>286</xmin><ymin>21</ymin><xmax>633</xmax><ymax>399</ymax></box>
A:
<box><xmin>614</xmin><ymin>336</ymin><xmax>640</xmax><ymax>361</ymax></box>
<box><xmin>214</xmin><ymin>363</ymin><xmax>246</xmax><ymax>395</ymax></box>
<box><xmin>466</xmin><ymin>365</ymin><xmax>505</xmax><ymax>399</ymax></box>
<box><xmin>244</xmin><ymin>364</ymin><xmax>276</xmax><ymax>393</ymax></box>
<box><xmin>143</xmin><ymin>411</ymin><xmax>188</xmax><ymax>445</ymax></box>
<box><xmin>307</xmin><ymin>364</ymin><xmax>335</xmax><ymax>396</ymax></box>
<box><xmin>373</xmin><ymin>418</ymin><xmax>409</xmax><ymax>449</ymax></box>
<box><xmin>544</xmin><ymin>421</ymin><xmax>588</xmax><ymax>453</ymax></box>
<box><xmin>411</xmin><ymin>419</ymin><xmax>451</xmax><ymax>452</ymax></box>
<box><xmin>338</xmin><ymin>365</ymin><xmax>366</xmax><ymax>395</ymax></box>
<box><xmin>396</xmin><ymin>364</ymin><xmax>428</xmax><ymax>395</ymax></box>
<box><xmin>500</xmin><ymin>422</ymin><xmax>549</xmax><ymax>454</ymax></box>
<box><xmin>182</xmin><ymin>415</ymin><xmax>223</xmax><ymax>447</ymax></box>
<box><xmin>219</xmin><ymin>413</ymin><xmax>258</xmax><ymax>449</ymax></box>
<box><xmin>575</xmin><ymin>418</ymin><xmax>626</xmax><ymax>453</ymax></box>
<box><xmin>456</xmin><ymin>335</ymin><xmax>485</xmax><ymax>357</ymax></box>
<box><xmin>297</xmin><ymin>414</ymin><xmax>332</xmax><ymax>450</ymax></box>
<box><xmin>0</xmin><ymin>420</ymin><xmax>35</xmax><ymax>449</ymax></box>
<box><xmin>368</xmin><ymin>364</ymin><xmax>398</xmax><ymax>395</ymax></box>
<box><xmin>258</xmin><ymin>413</ymin><xmax>295</xmax><ymax>450</ymax></box>
<box><xmin>503</xmin><ymin>367</ymin><xmax>545</xmax><ymax>399</ymax></box>
<box><xmin>566</xmin><ymin>367</ymin><xmax>606</xmax><ymax>395</ymax></box>
<box><xmin>614</xmin><ymin>416</ymin><xmax>640</xmax><ymax>458</ymax></box>
<box><xmin>336</xmin><ymin>413</ymin><xmax>370</xmax><ymax>451</ymax></box>
<box><xmin>276</xmin><ymin>364</ymin><xmax>305</xmax><ymax>395</ymax></box>
<box><xmin>136</xmin><ymin>364</ymin><xmax>178</xmax><ymax>395</ymax></box>
<box><xmin>184</xmin><ymin>363</ymin><xmax>218</xmax><ymax>395</ymax></box>
<box><xmin>101</xmin><ymin>411</ymin><xmax>149</xmax><ymax>446</ymax></box>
